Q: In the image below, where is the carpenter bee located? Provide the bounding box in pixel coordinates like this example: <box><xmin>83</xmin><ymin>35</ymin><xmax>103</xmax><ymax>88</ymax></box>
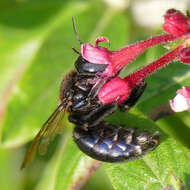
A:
<box><xmin>21</xmin><ymin>19</ymin><xmax>158</xmax><ymax>169</ymax></box>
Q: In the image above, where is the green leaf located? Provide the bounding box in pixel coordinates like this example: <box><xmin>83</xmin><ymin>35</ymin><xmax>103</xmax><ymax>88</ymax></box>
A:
<box><xmin>156</xmin><ymin>112</ymin><xmax>190</xmax><ymax>150</ymax></box>
<box><xmin>0</xmin><ymin>0</ymin><xmax>86</xmax><ymax>99</ymax></box>
<box><xmin>104</xmin><ymin>111</ymin><xmax>190</xmax><ymax>190</ymax></box>
<box><xmin>35</xmin><ymin>129</ymin><xmax>101</xmax><ymax>190</ymax></box>
<box><xmin>0</xmin><ymin>147</ymin><xmax>21</xmax><ymax>190</ymax></box>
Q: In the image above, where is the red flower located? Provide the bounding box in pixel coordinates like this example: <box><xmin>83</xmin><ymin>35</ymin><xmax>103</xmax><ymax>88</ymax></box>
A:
<box><xmin>163</xmin><ymin>9</ymin><xmax>190</xmax><ymax>37</ymax></box>
<box><xmin>179</xmin><ymin>47</ymin><xmax>190</xmax><ymax>64</ymax></box>
<box><xmin>79</xmin><ymin>9</ymin><xmax>190</xmax><ymax>105</ymax></box>
<box><xmin>81</xmin><ymin>37</ymin><xmax>112</xmax><ymax>66</ymax></box>
<box><xmin>81</xmin><ymin>34</ymin><xmax>177</xmax><ymax>78</ymax></box>
<box><xmin>97</xmin><ymin>77</ymin><xmax>131</xmax><ymax>104</ymax></box>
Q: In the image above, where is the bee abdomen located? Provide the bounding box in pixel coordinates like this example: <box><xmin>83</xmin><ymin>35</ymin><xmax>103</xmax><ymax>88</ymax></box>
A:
<box><xmin>73</xmin><ymin>122</ymin><xmax>159</xmax><ymax>162</ymax></box>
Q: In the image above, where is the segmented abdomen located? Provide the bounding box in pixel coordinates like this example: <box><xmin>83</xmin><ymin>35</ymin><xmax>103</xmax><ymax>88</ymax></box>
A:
<box><xmin>73</xmin><ymin>122</ymin><xmax>159</xmax><ymax>162</ymax></box>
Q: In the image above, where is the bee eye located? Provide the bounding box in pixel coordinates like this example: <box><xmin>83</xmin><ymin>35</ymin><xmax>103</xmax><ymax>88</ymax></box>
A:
<box><xmin>75</xmin><ymin>56</ymin><xmax>107</xmax><ymax>74</ymax></box>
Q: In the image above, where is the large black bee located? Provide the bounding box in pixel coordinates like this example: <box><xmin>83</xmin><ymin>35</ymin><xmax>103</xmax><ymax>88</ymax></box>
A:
<box><xmin>21</xmin><ymin>19</ymin><xmax>158</xmax><ymax>169</ymax></box>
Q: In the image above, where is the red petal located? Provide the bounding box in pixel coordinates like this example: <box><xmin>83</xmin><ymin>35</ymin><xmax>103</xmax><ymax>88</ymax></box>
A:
<box><xmin>81</xmin><ymin>44</ymin><xmax>112</xmax><ymax>65</ymax></box>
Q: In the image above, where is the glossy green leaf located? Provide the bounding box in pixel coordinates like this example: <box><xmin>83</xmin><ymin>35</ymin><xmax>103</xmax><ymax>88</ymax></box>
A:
<box><xmin>104</xmin><ymin>111</ymin><xmax>190</xmax><ymax>190</ymax></box>
<box><xmin>0</xmin><ymin>147</ymin><xmax>21</xmax><ymax>190</ymax></box>
<box><xmin>0</xmin><ymin>144</ymin><xmax>37</xmax><ymax>190</ymax></box>
<box><xmin>0</xmin><ymin>0</ymin><xmax>86</xmax><ymax>99</ymax></box>
<box><xmin>156</xmin><ymin>112</ymin><xmax>190</xmax><ymax>149</ymax></box>
<box><xmin>35</xmin><ymin>129</ymin><xmax>101</xmax><ymax>190</ymax></box>
<box><xmin>35</xmin><ymin>130</ymin><xmax>113</xmax><ymax>190</ymax></box>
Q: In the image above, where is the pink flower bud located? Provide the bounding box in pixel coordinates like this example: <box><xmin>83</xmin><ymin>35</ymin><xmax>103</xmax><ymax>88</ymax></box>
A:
<box><xmin>163</xmin><ymin>9</ymin><xmax>190</xmax><ymax>37</ymax></box>
<box><xmin>169</xmin><ymin>86</ymin><xmax>190</xmax><ymax>112</ymax></box>
<box><xmin>98</xmin><ymin>77</ymin><xmax>131</xmax><ymax>105</ymax></box>
<box><xmin>179</xmin><ymin>47</ymin><xmax>190</xmax><ymax>64</ymax></box>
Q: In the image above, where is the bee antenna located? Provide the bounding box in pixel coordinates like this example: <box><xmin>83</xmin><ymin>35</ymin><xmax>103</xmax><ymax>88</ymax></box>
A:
<box><xmin>72</xmin><ymin>17</ymin><xmax>82</xmax><ymax>45</ymax></box>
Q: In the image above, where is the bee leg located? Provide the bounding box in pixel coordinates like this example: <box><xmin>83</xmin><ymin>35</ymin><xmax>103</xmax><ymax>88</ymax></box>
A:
<box><xmin>88</xmin><ymin>78</ymin><xmax>109</xmax><ymax>99</ymax></box>
<box><xmin>69</xmin><ymin>102</ymin><xmax>117</xmax><ymax>127</ymax></box>
<box><xmin>83</xmin><ymin>102</ymin><xmax>118</xmax><ymax>127</ymax></box>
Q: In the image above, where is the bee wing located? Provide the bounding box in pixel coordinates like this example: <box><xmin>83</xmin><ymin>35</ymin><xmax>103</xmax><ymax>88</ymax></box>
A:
<box><xmin>21</xmin><ymin>102</ymin><xmax>66</xmax><ymax>169</ymax></box>
<box><xmin>39</xmin><ymin>106</ymin><xmax>66</xmax><ymax>155</ymax></box>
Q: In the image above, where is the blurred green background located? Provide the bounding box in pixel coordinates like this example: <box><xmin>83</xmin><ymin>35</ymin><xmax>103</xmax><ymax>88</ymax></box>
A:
<box><xmin>1</xmin><ymin>0</ymin><xmax>190</xmax><ymax>189</ymax></box>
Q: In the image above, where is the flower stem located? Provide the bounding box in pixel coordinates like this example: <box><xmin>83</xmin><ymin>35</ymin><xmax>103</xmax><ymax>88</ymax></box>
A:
<box><xmin>125</xmin><ymin>45</ymin><xmax>184</xmax><ymax>88</ymax></box>
<box><xmin>111</xmin><ymin>34</ymin><xmax>178</xmax><ymax>73</ymax></box>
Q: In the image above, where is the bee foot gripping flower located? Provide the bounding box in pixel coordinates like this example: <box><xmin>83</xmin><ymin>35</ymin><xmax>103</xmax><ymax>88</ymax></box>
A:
<box><xmin>170</xmin><ymin>86</ymin><xmax>190</xmax><ymax>112</ymax></box>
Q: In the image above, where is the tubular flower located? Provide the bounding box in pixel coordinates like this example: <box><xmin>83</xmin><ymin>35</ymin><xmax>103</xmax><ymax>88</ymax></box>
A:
<box><xmin>81</xmin><ymin>9</ymin><xmax>190</xmax><ymax>79</ymax></box>
<box><xmin>98</xmin><ymin>77</ymin><xmax>131</xmax><ymax>104</ymax></box>
<box><xmin>81</xmin><ymin>34</ymin><xmax>177</xmax><ymax>78</ymax></box>
<box><xmin>79</xmin><ymin>9</ymin><xmax>190</xmax><ymax>105</ymax></box>
<box><xmin>98</xmin><ymin>44</ymin><xmax>186</xmax><ymax>105</ymax></box>
<box><xmin>170</xmin><ymin>86</ymin><xmax>190</xmax><ymax>112</ymax></box>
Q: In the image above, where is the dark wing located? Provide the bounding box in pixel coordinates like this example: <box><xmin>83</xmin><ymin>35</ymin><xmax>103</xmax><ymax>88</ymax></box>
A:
<box><xmin>21</xmin><ymin>102</ymin><xmax>66</xmax><ymax>169</ymax></box>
